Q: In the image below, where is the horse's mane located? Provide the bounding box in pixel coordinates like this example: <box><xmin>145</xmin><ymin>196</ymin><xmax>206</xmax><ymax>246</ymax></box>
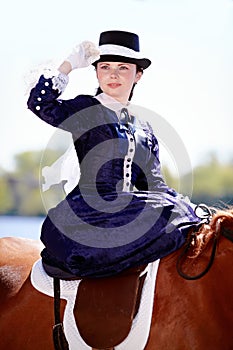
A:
<box><xmin>188</xmin><ymin>206</ymin><xmax>233</xmax><ymax>258</ymax></box>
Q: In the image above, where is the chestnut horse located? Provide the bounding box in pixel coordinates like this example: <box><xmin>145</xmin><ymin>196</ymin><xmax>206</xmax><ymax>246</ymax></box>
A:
<box><xmin>0</xmin><ymin>208</ymin><xmax>233</xmax><ymax>350</ymax></box>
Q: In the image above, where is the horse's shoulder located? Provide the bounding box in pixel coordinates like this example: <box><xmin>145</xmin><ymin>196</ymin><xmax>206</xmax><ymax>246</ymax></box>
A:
<box><xmin>0</xmin><ymin>237</ymin><xmax>42</xmax><ymax>300</ymax></box>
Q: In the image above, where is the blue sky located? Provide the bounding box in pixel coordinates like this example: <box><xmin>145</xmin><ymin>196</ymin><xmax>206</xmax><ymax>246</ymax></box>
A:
<box><xmin>1</xmin><ymin>0</ymin><xmax>233</xmax><ymax>173</ymax></box>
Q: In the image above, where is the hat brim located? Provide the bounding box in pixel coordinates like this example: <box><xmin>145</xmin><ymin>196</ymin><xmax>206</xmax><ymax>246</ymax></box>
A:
<box><xmin>93</xmin><ymin>55</ymin><xmax>151</xmax><ymax>70</ymax></box>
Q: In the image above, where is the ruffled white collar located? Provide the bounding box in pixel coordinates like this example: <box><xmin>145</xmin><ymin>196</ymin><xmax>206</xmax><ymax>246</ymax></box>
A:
<box><xmin>95</xmin><ymin>93</ymin><xmax>130</xmax><ymax>119</ymax></box>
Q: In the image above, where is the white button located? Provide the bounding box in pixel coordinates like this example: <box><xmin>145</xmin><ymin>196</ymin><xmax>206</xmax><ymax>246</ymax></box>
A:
<box><xmin>41</xmin><ymin>90</ymin><xmax>45</xmax><ymax>94</ymax></box>
<box><xmin>36</xmin><ymin>106</ymin><xmax>41</xmax><ymax>110</ymax></box>
<box><xmin>45</xmin><ymin>82</ymin><xmax>49</xmax><ymax>86</ymax></box>
<box><xmin>37</xmin><ymin>97</ymin><xmax>42</xmax><ymax>101</ymax></box>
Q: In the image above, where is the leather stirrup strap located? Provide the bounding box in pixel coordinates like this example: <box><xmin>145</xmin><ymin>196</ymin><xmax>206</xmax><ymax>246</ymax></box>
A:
<box><xmin>53</xmin><ymin>278</ymin><xmax>69</xmax><ymax>350</ymax></box>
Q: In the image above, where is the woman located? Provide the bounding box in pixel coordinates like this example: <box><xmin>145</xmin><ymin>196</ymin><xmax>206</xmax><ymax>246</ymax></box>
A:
<box><xmin>27</xmin><ymin>30</ymin><xmax>201</xmax><ymax>279</ymax></box>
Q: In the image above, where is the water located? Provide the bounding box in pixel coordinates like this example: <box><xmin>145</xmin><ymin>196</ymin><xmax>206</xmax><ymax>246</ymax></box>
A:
<box><xmin>0</xmin><ymin>215</ymin><xmax>45</xmax><ymax>239</ymax></box>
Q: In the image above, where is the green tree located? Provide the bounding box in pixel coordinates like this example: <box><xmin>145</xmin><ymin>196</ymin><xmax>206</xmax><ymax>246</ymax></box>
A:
<box><xmin>0</xmin><ymin>149</ymin><xmax>64</xmax><ymax>215</ymax></box>
<box><xmin>1</xmin><ymin>150</ymin><xmax>233</xmax><ymax>215</ymax></box>
<box><xmin>162</xmin><ymin>165</ymin><xmax>179</xmax><ymax>190</ymax></box>
<box><xmin>185</xmin><ymin>153</ymin><xmax>233</xmax><ymax>206</ymax></box>
<box><xmin>0</xmin><ymin>174</ymin><xmax>14</xmax><ymax>213</ymax></box>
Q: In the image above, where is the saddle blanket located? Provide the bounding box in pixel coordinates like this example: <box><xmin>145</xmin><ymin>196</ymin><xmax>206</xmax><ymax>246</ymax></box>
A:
<box><xmin>31</xmin><ymin>259</ymin><xmax>159</xmax><ymax>350</ymax></box>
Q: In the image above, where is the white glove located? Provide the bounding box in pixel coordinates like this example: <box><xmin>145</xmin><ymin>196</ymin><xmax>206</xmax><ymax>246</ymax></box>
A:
<box><xmin>66</xmin><ymin>41</ymin><xmax>100</xmax><ymax>70</ymax></box>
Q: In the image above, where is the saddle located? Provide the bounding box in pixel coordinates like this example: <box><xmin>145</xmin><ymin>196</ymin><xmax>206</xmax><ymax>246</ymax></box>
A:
<box><xmin>53</xmin><ymin>265</ymin><xmax>147</xmax><ymax>349</ymax></box>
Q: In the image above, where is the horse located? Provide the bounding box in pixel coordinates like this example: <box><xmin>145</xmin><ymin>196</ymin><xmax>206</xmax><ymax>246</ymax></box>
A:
<box><xmin>0</xmin><ymin>207</ymin><xmax>233</xmax><ymax>350</ymax></box>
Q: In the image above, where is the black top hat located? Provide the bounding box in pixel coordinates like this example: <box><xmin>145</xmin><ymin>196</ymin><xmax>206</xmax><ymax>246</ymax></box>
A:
<box><xmin>93</xmin><ymin>30</ymin><xmax>151</xmax><ymax>70</ymax></box>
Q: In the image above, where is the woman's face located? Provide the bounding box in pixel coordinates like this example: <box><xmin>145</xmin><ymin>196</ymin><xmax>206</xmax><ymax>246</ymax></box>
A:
<box><xmin>96</xmin><ymin>62</ymin><xmax>142</xmax><ymax>104</ymax></box>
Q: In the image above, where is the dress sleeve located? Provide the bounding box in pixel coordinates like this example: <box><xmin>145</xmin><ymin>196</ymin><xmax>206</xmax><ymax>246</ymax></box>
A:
<box><xmin>27</xmin><ymin>72</ymin><xmax>87</xmax><ymax>131</ymax></box>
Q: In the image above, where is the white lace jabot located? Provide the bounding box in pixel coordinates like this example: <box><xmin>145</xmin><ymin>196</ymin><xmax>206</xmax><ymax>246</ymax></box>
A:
<box><xmin>95</xmin><ymin>93</ymin><xmax>130</xmax><ymax>120</ymax></box>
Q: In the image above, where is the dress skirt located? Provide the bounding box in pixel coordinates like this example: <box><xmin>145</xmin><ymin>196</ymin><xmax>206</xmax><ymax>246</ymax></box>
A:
<box><xmin>41</xmin><ymin>188</ymin><xmax>200</xmax><ymax>278</ymax></box>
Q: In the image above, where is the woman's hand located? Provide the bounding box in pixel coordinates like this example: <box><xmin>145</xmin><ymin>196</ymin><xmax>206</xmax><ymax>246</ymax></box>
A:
<box><xmin>59</xmin><ymin>41</ymin><xmax>100</xmax><ymax>75</ymax></box>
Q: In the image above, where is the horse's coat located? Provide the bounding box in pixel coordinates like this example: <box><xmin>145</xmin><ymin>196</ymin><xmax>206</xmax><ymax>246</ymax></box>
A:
<box><xmin>0</xmin><ymin>209</ymin><xmax>233</xmax><ymax>350</ymax></box>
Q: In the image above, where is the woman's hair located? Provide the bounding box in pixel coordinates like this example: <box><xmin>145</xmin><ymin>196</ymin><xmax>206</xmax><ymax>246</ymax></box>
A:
<box><xmin>95</xmin><ymin>65</ymin><xmax>143</xmax><ymax>101</ymax></box>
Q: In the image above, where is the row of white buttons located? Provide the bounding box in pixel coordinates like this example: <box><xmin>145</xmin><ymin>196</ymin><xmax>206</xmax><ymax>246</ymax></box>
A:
<box><xmin>122</xmin><ymin>130</ymin><xmax>135</xmax><ymax>192</ymax></box>
<box><xmin>35</xmin><ymin>81</ymin><xmax>49</xmax><ymax>111</ymax></box>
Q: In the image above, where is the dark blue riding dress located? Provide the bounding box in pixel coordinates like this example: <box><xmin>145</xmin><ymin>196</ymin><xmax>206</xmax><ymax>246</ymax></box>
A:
<box><xmin>27</xmin><ymin>72</ymin><xmax>200</xmax><ymax>278</ymax></box>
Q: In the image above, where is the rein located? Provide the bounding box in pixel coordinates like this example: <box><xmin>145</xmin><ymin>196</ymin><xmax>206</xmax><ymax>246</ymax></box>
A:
<box><xmin>176</xmin><ymin>231</ymin><xmax>218</xmax><ymax>280</ymax></box>
<box><xmin>177</xmin><ymin>204</ymin><xmax>233</xmax><ymax>280</ymax></box>
<box><xmin>176</xmin><ymin>204</ymin><xmax>217</xmax><ymax>281</ymax></box>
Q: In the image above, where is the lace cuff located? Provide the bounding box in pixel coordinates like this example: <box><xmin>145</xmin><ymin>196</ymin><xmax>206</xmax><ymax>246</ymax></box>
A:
<box><xmin>42</xmin><ymin>68</ymin><xmax>69</xmax><ymax>93</ymax></box>
<box><xmin>24</xmin><ymin>63</ymin><xmax>69</xmax><ymax>96</ymax></box>
<box><xmin>51</xmin><ymin>72</ymin><xmax>69</xmax><ymax>94</ymax></box>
